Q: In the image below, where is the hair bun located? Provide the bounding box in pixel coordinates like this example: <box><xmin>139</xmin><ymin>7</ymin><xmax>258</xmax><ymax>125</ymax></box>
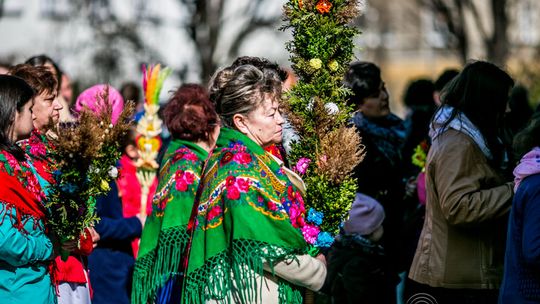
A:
<box><xmin>209</xmin><ymin>67</ymin><xmax>235</xmax><ymax>105</ymax></box>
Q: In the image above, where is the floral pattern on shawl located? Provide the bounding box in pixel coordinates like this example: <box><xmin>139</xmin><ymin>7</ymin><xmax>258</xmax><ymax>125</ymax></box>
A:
<box><xmin>152</xmin><ymin>146</ymin><xmax>204</xmax><ymax>215</ymax></box>
<box><xmin>18</xmin><ymin>129</ymin><xmax>56</xmax><ymax>183</ymax></box>
<box><xmin>197</xmin><ymin>141</ymin><xmax>308</xmax><ymax>232</ymax></box>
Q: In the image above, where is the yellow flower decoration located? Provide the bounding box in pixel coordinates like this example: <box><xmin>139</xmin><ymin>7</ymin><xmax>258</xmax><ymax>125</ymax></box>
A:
<box><xmin>309</xmin><ymin>58</ymin><xmax>323</xmax><ymax>70</ymax></box>
<box><xmin>411</xmin><ymin>142</ymin><xmax>428</xmax><ymax>171</ymax></box>
<box><xmin>328</xmin><ymin>60</ymin><xmax>339</xmax><ymax>71</ymax></box>
<box><xmin>100</xmin><ymin>179</ymin><xmax>111</xmax><ymax>192</ymax></box>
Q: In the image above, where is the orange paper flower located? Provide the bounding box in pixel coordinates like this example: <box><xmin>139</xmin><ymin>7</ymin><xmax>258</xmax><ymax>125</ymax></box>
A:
<box><xmin>316</xmin><ymin>0</ymin><xmax>332</xmax><ymax>14</ymax></box>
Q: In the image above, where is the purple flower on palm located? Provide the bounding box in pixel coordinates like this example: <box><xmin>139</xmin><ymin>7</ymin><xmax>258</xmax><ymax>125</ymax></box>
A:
<box><xmin>295</xmin><ymin>157</ymin><xmax>311</xmax><ymax>175</ymax></box>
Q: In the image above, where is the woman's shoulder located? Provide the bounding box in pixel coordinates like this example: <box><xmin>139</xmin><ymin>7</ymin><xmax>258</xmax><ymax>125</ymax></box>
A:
<box><xmin>431</xmin><ymin>129</ymin><xmax>482</xmax><ymax>159</ymax></box>
<box><xmin>433</xmin><ymin>129</ymin><xmax>475</xmax><ymax>145</ymax></box>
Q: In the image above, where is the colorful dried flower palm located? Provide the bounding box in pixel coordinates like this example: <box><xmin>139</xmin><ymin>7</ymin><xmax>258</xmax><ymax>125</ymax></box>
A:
<box><xmin>46</xmin><ymin>87</ymin><xmax>134</xmax><ymax>260</ymax></box>
<box><xmin>136</xmin><ymin>64</ymin><xmax>172</xmax><ymax>217</ymax></box>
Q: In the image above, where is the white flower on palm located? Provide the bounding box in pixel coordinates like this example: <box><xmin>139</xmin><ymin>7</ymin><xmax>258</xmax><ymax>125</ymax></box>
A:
<box><xmin>108</xmin><ymin>166</ymin><xmax>118</xmax><ymax>178</ymax></box>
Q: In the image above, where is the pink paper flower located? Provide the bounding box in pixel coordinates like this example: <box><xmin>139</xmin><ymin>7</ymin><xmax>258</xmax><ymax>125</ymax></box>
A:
<box><xmin>295</xmin><ymin>157</ymin><xmax>311</xmax><ymax>175</ymax></box>
<box><xmin>301</xmin><ymin>224</ymin><xmax>321</xmax><ymax>245</ymax></box>
<box><xmin>288</xmin><ymin>203</ymin><xmax>303</xmax><ymax>228</ymax></box>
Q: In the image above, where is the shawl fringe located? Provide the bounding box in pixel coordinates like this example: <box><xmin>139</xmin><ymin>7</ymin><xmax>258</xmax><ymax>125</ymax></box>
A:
<box><xmin>183</xmin><ymin>239</ymin><xmax>304</xmax><ymax>304</ymax></box>
<box><xmin>132</xmin><ymin>225</ymin><xmax>190</xmax><ymax>304</ymax></box>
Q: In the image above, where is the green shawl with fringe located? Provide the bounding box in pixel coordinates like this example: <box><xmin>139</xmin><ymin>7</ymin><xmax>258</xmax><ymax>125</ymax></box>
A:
<box><xmin>183</xmin><ymin>127</ymin><xmax>310</xmax><ymax>304</ymax></box>
<box><xmin>132</xmin><ymin>139</ymin><xmax>208</xmax><ymax>304</ymax></box>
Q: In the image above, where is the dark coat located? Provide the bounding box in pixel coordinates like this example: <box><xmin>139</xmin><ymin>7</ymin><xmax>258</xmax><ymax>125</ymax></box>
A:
<box><xmin>88</xmin><ymin>181</ymin><xmax>142</xmax><ymax>304</ymax></box>
<box><xmin>351</xmin><ymin>113</ymin><xmax>406</xmax><ymax>273</ymax></box>
<box><xmin>323</xmin><ymin>234</ymin><xmax>396</xmax><ymax>304</ymax></box>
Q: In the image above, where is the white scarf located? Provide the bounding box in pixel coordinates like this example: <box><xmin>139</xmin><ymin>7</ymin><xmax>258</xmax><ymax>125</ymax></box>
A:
<box><xmin>429</xmin><ymin>105</ymin><xmax>492</xmax><ymax>160</ymax></box>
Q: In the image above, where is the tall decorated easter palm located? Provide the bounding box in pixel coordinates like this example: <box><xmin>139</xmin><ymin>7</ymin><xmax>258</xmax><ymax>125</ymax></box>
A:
<box><xmin>281</xmin><ymin>0</ymin><xmax>365</xmax><ymax>234</ymax></box>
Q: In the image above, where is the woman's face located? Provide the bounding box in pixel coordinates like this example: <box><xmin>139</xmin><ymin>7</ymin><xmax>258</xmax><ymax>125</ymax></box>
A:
<box><xmin>32</xmin><ymin>90</ymin><xmax>62</xmax><ymax>130</ymax></box>
<box><xmin>235</xmin><ymin>96</ymin><xmax>284</xmax><ymax>148</ymax></box>
<box><xmin>360</xmin><ymin>82</ymin><xmax>390</xmax><ymax>118</ymax></box>
<box><xmin>13</xmin><ymin>100</ymin><xmax>34</xmax><ymax>141</ymax></box>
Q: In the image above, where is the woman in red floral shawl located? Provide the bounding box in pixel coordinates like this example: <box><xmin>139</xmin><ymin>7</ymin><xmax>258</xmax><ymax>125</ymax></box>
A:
<box><xmin>0</xmin><ymin>75</ymin><xmax>58</xmax><ymax>304</ymax></box>
<box><xmin>10</xmin><ymin>63</ymin><xmax>97</xmax><ymax>304</ymax></box>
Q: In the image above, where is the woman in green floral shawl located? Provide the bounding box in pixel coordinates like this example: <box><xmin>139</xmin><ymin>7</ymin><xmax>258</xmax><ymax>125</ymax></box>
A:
<box><xmin>132</xmin><ymin>84</ymin><xmax>220</xmax><ymax>304</ymax></box>
<box><xmin>183</xmin><ymin>57</ymin><xmax>327</xmax><ymax>304</ymax></box>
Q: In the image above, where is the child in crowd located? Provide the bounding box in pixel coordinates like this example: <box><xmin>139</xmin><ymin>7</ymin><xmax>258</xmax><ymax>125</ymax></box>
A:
<box><xmin>324</xmin><ymin>193</ymin><xmax>396</xmax><ymax>304</ymax></box>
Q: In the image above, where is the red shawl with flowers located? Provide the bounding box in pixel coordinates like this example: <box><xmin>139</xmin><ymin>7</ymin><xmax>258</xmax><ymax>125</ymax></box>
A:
<box><xmin>0</xmin><ymin>150</ymin><xmax>46</xmax><ymax>232</ymax></box>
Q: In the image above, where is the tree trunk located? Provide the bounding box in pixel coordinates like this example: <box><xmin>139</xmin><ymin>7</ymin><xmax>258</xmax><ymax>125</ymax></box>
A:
<box><xmin>454</xmin><ymin>0</ymin><xmax>469</xmax><ymax>64</ymax></box>
<box><xmin>486</xmin><ymin>0</ymin><xmax>509</xmax><ymax>65</ymax></box>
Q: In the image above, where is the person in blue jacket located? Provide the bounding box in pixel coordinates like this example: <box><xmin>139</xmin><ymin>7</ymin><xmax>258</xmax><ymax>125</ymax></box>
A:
<box><xmin>0</xmin><ymin>75</ymin><xmax>57</xmax><ymax>304</ymax></box>
<box><xmin>500</xmin><ymin>114</ymin><xmax>540</xmax><ymax>303</ymax></box>
<box><xmin>88</xmin><ymin>181</ymin><xmax>143</xmax><ymax>304</ymax></box>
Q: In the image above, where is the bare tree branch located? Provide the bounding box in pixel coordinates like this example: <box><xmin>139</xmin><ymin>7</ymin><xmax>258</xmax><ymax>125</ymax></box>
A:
<box><xmin>420</xmin><ymin>0</ymin><xmax>509</xmax><ymax>64</ymax></box>
<box><xmin>425</xmin><ymin>0</ymin><xmax>468</xmax><ymax>63</ymax></box>
<box><xmin>464</xmin><ymin>0</ymin><xmax>489</xmax><ymax>43</ymax></box>
<box><xmin>179</xmin><ymin>0</ymin><xmax>281</xmax><ymax>82</ymax></box>
<box><xmin>228</xmin><ymin>18</ymin><xmax>277</xmax><ymax>58</ymax></box>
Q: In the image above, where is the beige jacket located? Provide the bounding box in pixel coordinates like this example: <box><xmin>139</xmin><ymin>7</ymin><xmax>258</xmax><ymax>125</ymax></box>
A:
<box><xmin>409</xmin><ymin>129</ymin><xmax>513</xmax><ymax>289</ymax></box>
<box><xmin>208</xmin><ymin>254</ymin><xmax>326</xmax><ymax>303</ymax></box>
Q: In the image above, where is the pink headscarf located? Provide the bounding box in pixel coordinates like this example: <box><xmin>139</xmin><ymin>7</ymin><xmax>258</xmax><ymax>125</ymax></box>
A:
<box><xmin>514</xmin><ymin>147</ymin><xmax>540</xmax><ymax>192</ymax></box>
<box><xmin>74</xmin><ymin>84</ymin><xmax>124</xmax><ymax>124</ymax></box>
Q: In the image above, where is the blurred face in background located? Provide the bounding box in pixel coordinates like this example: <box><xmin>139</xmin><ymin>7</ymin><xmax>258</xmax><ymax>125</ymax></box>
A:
<box><xmin>61</xmin><ymin>73</ymin><xmax>73</xmax><ymax>105</ymax></box>
<box><xmin>360</xmin><ymin>82</ymin><xmax>390</xmax><ymax>118</ymax></box>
